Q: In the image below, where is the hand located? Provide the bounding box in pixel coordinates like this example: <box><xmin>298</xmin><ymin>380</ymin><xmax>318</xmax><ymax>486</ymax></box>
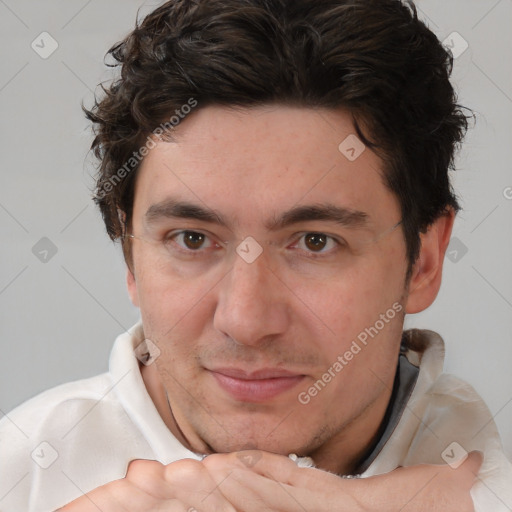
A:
<box><xmin>201</xmin><ymin>450</ymin><xmax>483</xmax><ymax>512</ymax></box>
<box><xmin>59</xmin><ymin>450</ymin><xmax>482</xmax><ymax>512</ymax></box>
<box><xmin>357</xmin><ymin>451</ymin><xmax>483</xmax><ymax>511</ymax></box>
<box><xmin>58</xmin><ymin>458</ymin><xmax>237</xmax><ymax>512</ymax></box>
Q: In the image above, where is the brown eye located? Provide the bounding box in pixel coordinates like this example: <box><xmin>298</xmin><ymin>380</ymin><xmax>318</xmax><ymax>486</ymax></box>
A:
<box><xmin>164</xmin><ymin>230</ymin><xmax>219</xmax><ymax>257</ymax></box>
<box><xmin>304</xmin><ymin>233</ymin><xmax>327</xmax><ymax>251</ymax></box>
<box><xmin>182</xmin><ymin>231</ymin><xmax>206</xmax><ymax>250</ymax></box>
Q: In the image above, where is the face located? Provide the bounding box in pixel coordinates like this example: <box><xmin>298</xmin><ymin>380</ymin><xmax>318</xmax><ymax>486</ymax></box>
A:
<box><xmin>127</xmin><ymin>105</ymin><xmax>411</xmax><ymax>462</ymax></box>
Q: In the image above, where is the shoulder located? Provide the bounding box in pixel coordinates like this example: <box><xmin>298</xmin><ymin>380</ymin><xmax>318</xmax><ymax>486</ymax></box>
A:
<box><xmin>404</xmin><ymin>332</ymin><xmax>512</xmax><ymax>509</ymax></box>
<box><xmin>371</xmin><ymin>329</ymin><xmax>512</xmax><ymax>509</ymax></box>
<box><xmin>0</xmin><ymin>373</ymin><xmax>114</xmax><ymax>440</ymax></box>
<box><xmin>0</xmin><ymin>373</ymin><xmax>150</xmax><ymax>511</ymax></box>
<box><xmin>400</xmin><ymin>330</ymin><xmax>501</xmax><ymax>451</ymax></box>
<box><xmin>0</xmin><ymin>321</ymin><xmax>146</xmax><ymax>447</ymax></box>
<box><xmin>413</xmin><ymin>373</ymin><xmax>512</xmax><ymax>510</ymax></box>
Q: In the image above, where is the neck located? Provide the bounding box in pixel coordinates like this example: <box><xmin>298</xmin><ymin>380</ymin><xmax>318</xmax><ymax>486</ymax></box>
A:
<box><xmin>140</xmin><ymin>362</ymin><xmax>208</xmax><ymax>453</ymax></box>
<box><xmin>308</xmin><ymin>384</ymin><xmax>394</xmax><ymax>475</ymax></box>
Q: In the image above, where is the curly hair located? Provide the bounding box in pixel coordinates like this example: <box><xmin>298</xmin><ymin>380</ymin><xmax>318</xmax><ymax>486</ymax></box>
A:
<box><xmin>85</xmin><ymin>0</ymin><xmax>470</xmax><ymax>269</ymax></box>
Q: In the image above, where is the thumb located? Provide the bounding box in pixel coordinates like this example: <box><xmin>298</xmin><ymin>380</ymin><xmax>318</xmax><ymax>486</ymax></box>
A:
<box><xmin>457</xmin><ymin>451</ymin><xmax>483</xmax><ymax>486</ymax></box>
<box><xmin>464</xmin><ymin>450</ymin><xmax>483</xmax><ymax>472</ymax></box>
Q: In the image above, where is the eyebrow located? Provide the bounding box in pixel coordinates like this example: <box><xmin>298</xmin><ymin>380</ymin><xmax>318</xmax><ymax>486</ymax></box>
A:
<box><xmin>145</xmin><ymin>199</ymin><xmax>223</xmax><ymax>226</ymax></box>
<box><xmin>266</xmin><ymin>204</ymin><xmax>369</xmax><ymax>231</ymax></box>
<box><xmin>144</xmin><ymin>198</ymin><xmax>369</xmax><ymax>231</ymax></box>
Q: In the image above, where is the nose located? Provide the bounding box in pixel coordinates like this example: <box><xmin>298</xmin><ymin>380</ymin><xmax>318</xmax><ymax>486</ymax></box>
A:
<box><xmin>213</xmin><ymin>245</ymin><xmax>290</xmax><ymax>347</ymax></box>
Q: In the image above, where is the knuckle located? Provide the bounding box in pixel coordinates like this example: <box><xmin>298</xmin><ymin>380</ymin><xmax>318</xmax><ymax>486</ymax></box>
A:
<box><xmin>108</xmin><ymin>479</ymin><xmax>134</xmax><ymax>494</ymax></box>
<box><xmin>202</xmin><ymin>453</ymin><xmax>228</xmax><ymax>472</ymax></box>
<box><xmin>164</xmin><ymin>458</ymin><xmax>206</xmax><ymax>484</ymax></box>
<box><xmin>126</xmin><ymin>458</ymin><xmax>165</xmax><ymax>480</ymax></box>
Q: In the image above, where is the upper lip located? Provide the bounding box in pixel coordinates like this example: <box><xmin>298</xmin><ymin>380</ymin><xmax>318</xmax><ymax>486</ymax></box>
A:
<box><xmin>207</xmin><ymin>367</ymin><xmax>303</xmax><ymax>380</ymax></box>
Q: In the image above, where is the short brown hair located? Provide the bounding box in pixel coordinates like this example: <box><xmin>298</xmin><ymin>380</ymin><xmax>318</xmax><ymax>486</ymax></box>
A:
<box><xmin>85</xmin><ymin>0</ymin><xmax>470</xmax><ymax>269</ymax></box>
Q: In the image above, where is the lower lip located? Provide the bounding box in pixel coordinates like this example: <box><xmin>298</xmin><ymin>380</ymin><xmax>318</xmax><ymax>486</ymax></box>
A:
<box><xmin>209</xmin><ymin>371</ymin><xmax>305</xmax><ymax>402</ymax></box>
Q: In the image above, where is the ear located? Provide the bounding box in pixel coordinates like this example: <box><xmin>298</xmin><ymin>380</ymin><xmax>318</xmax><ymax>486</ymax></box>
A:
<box><xmin>405</xmin><ymin>209</ymin><xmax>455</xmax><ymax>314</ymax></box>
<box><xmin>126</xmin><ymin>266</ymin><xmax>139</xmax><ymax>308</ymax></box>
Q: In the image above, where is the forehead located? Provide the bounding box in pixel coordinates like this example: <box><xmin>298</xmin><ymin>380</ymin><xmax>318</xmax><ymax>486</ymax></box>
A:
<box><xmin>133</xmin><ymin>105</ymin><xmax>400</xmax><ymax>230</ymax></box>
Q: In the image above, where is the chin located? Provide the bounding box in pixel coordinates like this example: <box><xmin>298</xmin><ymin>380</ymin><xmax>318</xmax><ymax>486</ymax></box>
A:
<box><xmin>210</xmin><ymin>436</ymin><xmax>301</xmax><ymax>456</ymax></box>
<box><xmin>197</xmin><ymin>417</ymin><xmax>313</xmax><ymax>456</ymax></box>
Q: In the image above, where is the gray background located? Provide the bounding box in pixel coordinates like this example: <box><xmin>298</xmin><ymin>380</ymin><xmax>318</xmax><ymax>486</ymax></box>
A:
<box><xmin>1</xmin><ymin>0</ymin><xmax>511</xmax><ymax>459</ymax></box>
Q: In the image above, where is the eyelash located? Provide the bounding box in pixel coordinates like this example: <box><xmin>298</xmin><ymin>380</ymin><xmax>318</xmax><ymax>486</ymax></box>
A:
<box><xmin>164</xmin><ymin>230</ymin><xmax>344</xmax><ymax>258</ymax></box>
<box><xmin>163</xmin><ymin>231</ymin><xmax>220</xmax><ymax>257</ymax></box>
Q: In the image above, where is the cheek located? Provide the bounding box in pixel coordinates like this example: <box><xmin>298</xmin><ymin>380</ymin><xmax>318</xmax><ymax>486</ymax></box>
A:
<box><xmin>294</xmin><ymin>272</ymin><xmax>404</xmax><ymax>413</ymax></box>
<box><xmin>292</xmin><ymin>262</ymin><xmax>404</xmax><ymax>344</ymax></box>
<box><xmin>134</xmin><ymin>261</ymin><xmax>217</xmax><ymax>348</ymax></box>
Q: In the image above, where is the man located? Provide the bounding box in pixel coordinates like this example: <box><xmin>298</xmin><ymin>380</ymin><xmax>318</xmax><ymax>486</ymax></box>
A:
<box><xmin>1</xmin><ymin>0</ymin><xmax>511</xmax><ymax>510</ymax></box>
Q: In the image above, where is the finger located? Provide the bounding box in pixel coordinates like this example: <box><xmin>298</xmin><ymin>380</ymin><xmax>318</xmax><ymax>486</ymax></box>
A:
<box><xmin>454</xmin><ymin>451</ymin><xmax>483</xmax><ymax>490</ymax></box>
<box><xmin>214</xmin><ymin>466</ymin><xmax>298</xmax><ymax>512</ymax></box>
<box><xmin>245</xmin><ymin>450</ymin><xmax>344</xmax><ymax>491</ymax></box>
<box><xmin>204</xmin><ymin>451</ymin><xmax>304</xmax><ymax>484</ymax></box>
<box><xmin>204</xmin><ymin>453</ymin><xmax>360</xmax><ymax>512</ymax></box>
<box><xmin>163</xmin><ymin>459</ymin><xmax>238</xmax><ymax>512</ymax></box>
<box><xmin>125</xmin><ymin>458</ymin><xmax>182</xmax><ymax>498</ymax></box>
<box><xmin>64</xmin><ymin>478</ymin><xmax>161</xmax><ymax>511</ymax></box>
<box><xmin>461</xmin><ymin>451</ymin><xmax>483</xmax><ymax>477</ymax></box>
<box><xmin>216</xmin><ymin>466</ymin><xmax>352</xmax><ymax>512</ymax></box>
<box><xmin>126</xmin><ymin>458</ymin><xmax>237</xmax><ymax>511</ymax></box>
<box><xmin>204</xmin><ymin>449</ymin><xmax>348</xmax><ymax>498</ymax></box>
<box><xmin>203</xmin><ymin>453</ymin><xmax>301</xmax><ymax>512</ymax></box>
<box><xmin>125</xmin><ymin>458</ymin><xmax>165</xmax><ymax>484</ymax></box>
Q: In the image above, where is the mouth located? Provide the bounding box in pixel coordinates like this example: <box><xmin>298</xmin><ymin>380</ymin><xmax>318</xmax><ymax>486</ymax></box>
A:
<box><xmin>206</xmin><ymin>367</ymin><xmax>306</xmax><ymax>403</ymax></box>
